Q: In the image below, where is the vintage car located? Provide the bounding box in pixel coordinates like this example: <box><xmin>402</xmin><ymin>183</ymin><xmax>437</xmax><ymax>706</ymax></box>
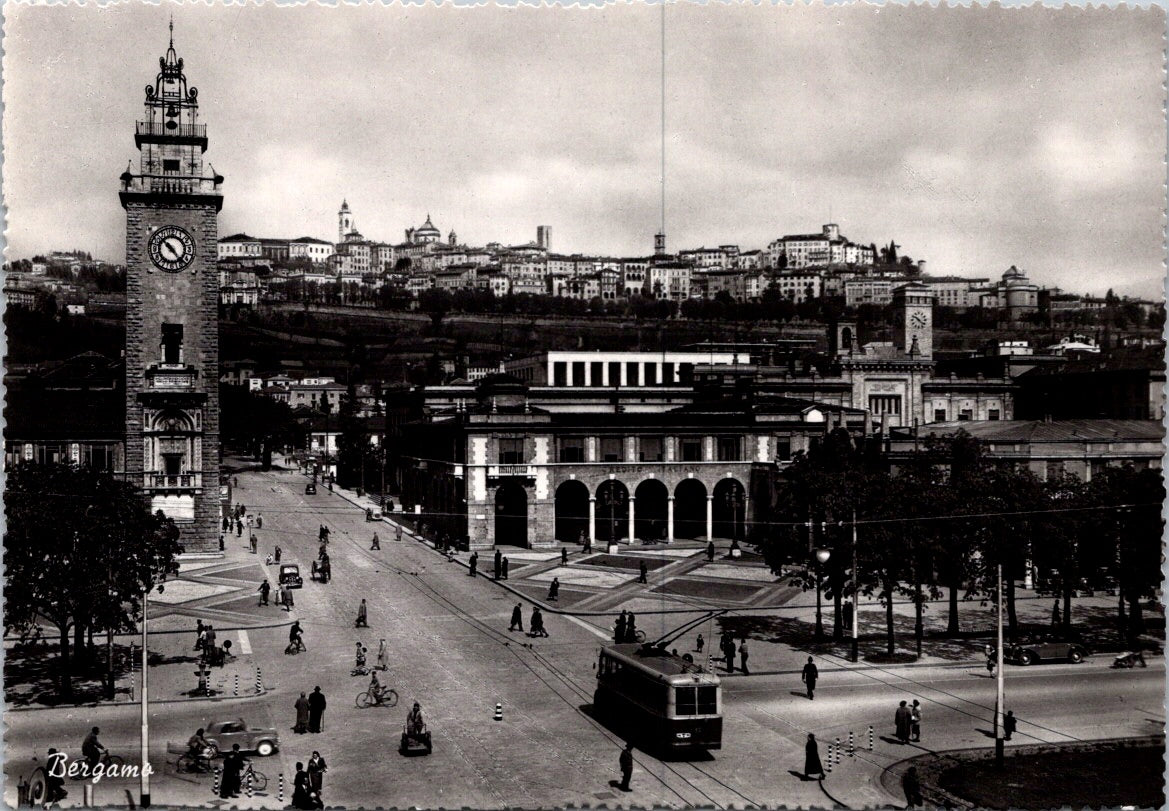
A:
<box><xmin>203</xmin><ymin>718</ymin><xmax>280</xmax><ymax>757</ymax></box>
<box><xmin>279</xmin><ymin>563</ymin><xmax>303</xmax><ymax>589</ymax></box>
<box><xmin>988</xmin><ymin>635</ymin><xmax>1087</xmax><ymax>665</ymax></box>
<box><xmin>305</xmin><ymin>482</ymin><xmax>317</xmax><ymax>495</ymax></box>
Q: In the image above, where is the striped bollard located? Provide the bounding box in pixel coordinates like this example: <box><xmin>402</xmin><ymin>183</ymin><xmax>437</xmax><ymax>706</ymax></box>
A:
<box><xmin>868</xmin><ymin>724</ymin><xmax>874</xmax><ymax>750</ymax></box>
<box><xmin>212</xmin><ymin>766</ymin><xmax>221</xmax><ymax>796</ymax></box>
<box><xmin>234</xmin><ymin>673</ymin><xmax>239</xmax><ymax>696</ymax></box>
<box><xmin>849</xmin><ymin>731</ymin><xmax>855</xmax><ymax>757</ymax></box>
<box><xmin>246</xmin><ymin>769</ymin><xmax>253</xmax><ymax>798</ymax></box>
<box><xmin>834</xmin><ymin>737</ymin><xmax>841</xmax><ymax>765</ymax></box>
<box><xmin>255</xmin><ymin>666</ymin><xmax>263</xmax><ymax>694</ymax></box>
<box><xmin>826</xmin><ymin>741</ymin><xmax>833</xmax><ymax>773</ymax></box>
<box><xmin>278</xmin><ymin>773</ymin><xmax>285</xmax><ymax>804</ymax></box>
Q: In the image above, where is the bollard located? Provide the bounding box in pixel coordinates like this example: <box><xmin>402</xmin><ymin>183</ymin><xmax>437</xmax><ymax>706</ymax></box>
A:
<box><xmin>278</xmin><ymin>773</ymin><xmax>285</xmax><ymax>804</ymax></box>
<box><xmin>212</xmin><ymin>766</ymin><xmax>221</xmax><ymax>796</ymax></box>
<box><xmin>83</xmin><ymin>783</ymin><xmax>94</xmax><ymax>807</ymax></box>
<box><xmin>868</xmin><ymin>724</ymin><xmax>874</xmax><ymax>751</ymax></box>
<box><xmin>246</xmin><ymin>769</ymin><xmax>253</xmax><ymax>798</ymax></box>
<box><xmin>234</xmin><ymin>673</ymin><xmax>239</xmax><ymax>696</ymax></box>
<box><xmin>834</xmin><ymin>737</ymin><xmax>841</xmax><ymax>765</ymax></box>
<box><xmin>493</xmin><ymin>701</ymin><xmax>503</xmax><ymax>721</ymax></box>
<box><xmin>826</xmin><ymin>742</ymin><xmax>833</xmax><ymax>773</ymax></box>
<box><xmin>849</xmin><ymin>731</ymin><xmax>855</xmax><ymax>757</ymax></box>
<box><xmin>255</xmin><ymin>666</ymin><xmax>263</xmax><ymax>694</ymax></box>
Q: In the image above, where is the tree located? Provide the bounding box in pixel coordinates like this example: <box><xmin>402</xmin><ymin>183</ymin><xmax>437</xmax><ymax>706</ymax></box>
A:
<box><xmin>419</xmin><ymin>288</ymin><xmax>453</xmax><ymax>333</ymax></box>
<box><xmin>220</xmin><ymin>384</ymin><xmax>300</xmax><ymax>468</ymax></box>
<box><xmin>4</xmin><ymin>464</ymin><xmax>182</xmax><ymax>700</ymax></box>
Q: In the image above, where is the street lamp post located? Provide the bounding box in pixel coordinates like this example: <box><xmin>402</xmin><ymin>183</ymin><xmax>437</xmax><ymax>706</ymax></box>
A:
<box><xmin>851</xmin><ymin>509</ymin><xmax>860</xmax><ymax>663</ymax></box>
<box><xmin>994</xmin><ymin>562</ymin><xmax>1005</xmax><ymax>766</ymax></box>
<box><xmin>814</xmin><ymin>547</ymin><xmax>831</xmax><ymax>641</ymax></box>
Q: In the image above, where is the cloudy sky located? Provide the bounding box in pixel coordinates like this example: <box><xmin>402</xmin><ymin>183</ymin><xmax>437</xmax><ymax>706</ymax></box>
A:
<box><xmin>3</xmin><ymin>3</ymin><xmax>1165</xmax><ymax>298</ymax></box>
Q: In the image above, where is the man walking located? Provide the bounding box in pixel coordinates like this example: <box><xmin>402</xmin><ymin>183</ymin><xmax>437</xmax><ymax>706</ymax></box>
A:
<box><xmin>738</xmin><ymin>637</ymin><xmax>750</xmax><ymax>675</ymax></box>
<box><xmin>638</xmin><ymin>560</ymin><xmax>648</xmax><ymax>584</ymax></box>
<box><xmin>531</xmin><ymin>607</ymin><xmax>549</xmax><ymax>637</ymax></box>
<box><xmin>395</xmin><ymin>524</ymin><xmax>403</xmax><ymax>543</ymax></box>
<box><xmin>509</xmin><ymin>603</ymin><xmax>524</xmax><ymax>632</ymax></box>
<box><xmin>371</xmin><ymin>533</ymin><xmax>380</xmax><ymax>550</ymax></box>
<box><xmin>895</xmin><ymin>700</ymin><xmax>912</xmax><ymax>743</ymax></box>
<box><xmin>257</xmin><ymin>580</ymin><xmax>270</xmax><ymax>606</ymax></box>
<box><xmin>618</xmin><ymin>742</ymin><xmax>634</xmax><ymax>792</ymax></box>
<box><xmin>547</xmin><ymin>577</ymin><xmax>560</xmax><ymax>602</ymax></box>
<box><xmin>804</xmin><ymin>733</ymin><xmax>825</xmax><ymax>780</ymax></box>
<box><xmin>802</xmin><ymin>656</ymin><xmax>818</xmax><ymax>700</ymax></box>
<box><xmin>561</xmin><ymin>547</ymin><xmax>568</xmax><ymax>565</ymax></box>
<box><xmin>355</xmin><ymin>599</ymin><xmax>368</xmax><ymax>628</ymax></box>
<box><xmin>250</xmin><ymin>534</ymin><xmax>258</xmax><ymax>554</ymax></box>
<box><xmin>308</xmin><ymin>686</ymin><xmax>326</xmax><ymax>733</ymax></box>
<box><xmin>724</xmin><ymin>637</ymin><xmax>736</xmax><ymax>673</ymax></box>
<box><xmin>294</xmin><ymin>692</ymin><xmax>310</xmax><ymax>734</ymax></box>
<box><xmin>502</xmin><ymin>556</ymin><xmax>510</xmax><ymax>580</ymax></box>
<box><xmin>469</xmin><ymin>551</ymin><xmax>478</xmax><ymax>576</ymax></box>
<box><xmin>1003</xmin><ymin>710</ymin><xmax>1017</xmax><ymax>740</ymax></box>
<box><xmin>910</xmin><ymin>699</ymin><xmax>922</xmax><ymax>742</ymax></box>
<box><xmin>494</xmin><ymin>549</ymin><xmax>502</xmax><ymax>580</ymax></box>
<box><xmin>707</xmin><ymin>541</ymin><xmax>715</xmax><ymax>562</ymax></box>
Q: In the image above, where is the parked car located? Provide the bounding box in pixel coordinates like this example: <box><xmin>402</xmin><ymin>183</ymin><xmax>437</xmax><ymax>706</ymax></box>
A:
<box><xmin>989</xmin><ymin>635</ymin><xmax>1087</xmax><ymax>665</ymax></box>
<box><xmin>279</xmin><ymin>563</ymin><xmax>303</xmax><ymax>589</ymax></box>
<box><xmin>305</xmin><ymin>482</ymin><xmax>317</xmax><ymax>495</ymax></box>
<box><xmin>203</xmin><ymin>718</ymin><xmax>280</xmax><ymax>757</ymax></box>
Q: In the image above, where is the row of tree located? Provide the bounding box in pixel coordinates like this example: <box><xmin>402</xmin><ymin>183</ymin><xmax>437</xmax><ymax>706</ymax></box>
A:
<box><xmin>760</xmin><ymin>429</ymin><xmax>1164</xmax><ymax>654</ymax></box>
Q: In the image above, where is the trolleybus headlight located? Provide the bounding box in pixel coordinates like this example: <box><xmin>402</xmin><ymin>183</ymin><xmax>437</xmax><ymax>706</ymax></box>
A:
<box><xmin>676</xmin><ymin>732</ymin><xmax>691</xmax><ymax>739</ymax></box>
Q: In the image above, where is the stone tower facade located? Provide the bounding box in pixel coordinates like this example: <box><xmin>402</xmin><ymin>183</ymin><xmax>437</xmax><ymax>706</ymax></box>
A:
<box><xmin>120</xmin><ymin>25</ymin><xmax>224</xmax><ymax>554</ymax></box>
<box><xmin>892</xmin><ymin>281</ymin><xmax>934</xmax><ymax>360</ymax></box>
<box><xmin>338</xmin><ymin>200</ymin><xmax>353</xmax><ymax>243</ymax></box>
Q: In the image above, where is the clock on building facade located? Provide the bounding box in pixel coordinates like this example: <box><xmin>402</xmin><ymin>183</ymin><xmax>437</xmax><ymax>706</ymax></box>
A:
<box><xmin>120</xmin><ymin>23</ymin><xmax>224</xmax><ymax>555</ymax></box>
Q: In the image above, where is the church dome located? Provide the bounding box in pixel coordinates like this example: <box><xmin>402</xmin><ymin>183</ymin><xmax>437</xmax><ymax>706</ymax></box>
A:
<box><xmin>415</xmin><ymin>214</ymin><xmax>440</xmax><ymax>236</ymax></box>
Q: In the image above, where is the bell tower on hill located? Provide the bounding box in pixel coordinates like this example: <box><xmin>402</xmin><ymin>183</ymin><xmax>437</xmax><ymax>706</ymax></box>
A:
<box><xmin>120</xmin><ymin>23</ymin><xmax>224</xmax><ymax>554</ymax></box>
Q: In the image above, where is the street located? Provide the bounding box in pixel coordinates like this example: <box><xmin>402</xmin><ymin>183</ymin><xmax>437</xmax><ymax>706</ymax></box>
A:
<box><xmin>6</xmin><ymin>468</ymin><xmax>1163</xmax><ymax>809</ymax></box>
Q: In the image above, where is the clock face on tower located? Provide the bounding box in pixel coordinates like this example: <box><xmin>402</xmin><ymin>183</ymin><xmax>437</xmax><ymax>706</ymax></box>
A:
<box><xmin>148</xmin><ymin>225</ymin><xmax>196</xmax><ymax>273</ymax></box>
<box><xmin>910</xmin><ymin>312</ymin><xmax>928</xmax><ymax>329</ymax></box>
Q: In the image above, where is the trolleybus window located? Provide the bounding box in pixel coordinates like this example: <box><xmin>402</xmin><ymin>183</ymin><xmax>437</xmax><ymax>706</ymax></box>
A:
<box><xmin>675</xmin><ymin>685</ymin><xmax>718</xmax><ymax>716</ymax></box>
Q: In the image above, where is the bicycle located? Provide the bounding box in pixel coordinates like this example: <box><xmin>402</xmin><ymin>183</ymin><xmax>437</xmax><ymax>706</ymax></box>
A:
<box><xmin>355</xmin><ymin>687</ymin><xmax>399</xmax><ymax>709</ymax></box>
<box><xmin>175</xmin><ymin>750</ymin><xmax>213</xmax><ymax>774</ymax></box>
<box><xmin>285</xmin><ymin>638</ymin><xmax>306</xmax><ymax>655</ymax></box>
<box><xmin>241</xmin><ymin>762</ymin><xmax>267</xmax><ymax>792</ymax></box>
<box><xmin>73</xmin><ymin>750</ymin><xmax>125</xmax><ymax>778</ymax></box>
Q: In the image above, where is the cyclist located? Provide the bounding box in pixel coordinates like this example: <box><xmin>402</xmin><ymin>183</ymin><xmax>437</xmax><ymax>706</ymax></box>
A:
<box><xmin>288</xmin><ymin>621</ymin><xmax>305</xmax><ymax>653</ymax></box>
<box><xmin>368</xmin><ymin>671</ymin><xmax>386</xmax><ymax>704</ymax></box>
<box><xmin>81</xmin><ymin>726</ymin><xmax>106</xmax><ymax>770</ymax></box>
<box><xmin>187</xmin><ymin>728</ymin><xmax>213</xmax><ymax>771</ymax></box>
<box><xmin>353</xmin><ymin>643</ymin><xmax>367</xmax><ymax>674</ymax></box>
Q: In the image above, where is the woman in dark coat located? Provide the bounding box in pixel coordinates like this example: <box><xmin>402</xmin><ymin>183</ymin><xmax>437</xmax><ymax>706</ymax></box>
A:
<box><xmin>307</xmin><ymin>751</ymin><xmax>327</xmax><ymax>794</ymax></box>
<box><xmin>804</xmin><ymin>733</ymin><xmax>825</xmax><ymax>779</ymax></box>
<box><xmin>294</xmin><ymin>692</ymin><xmax>310</xmax><ymax>733</ymax></box>
<box><xmin>292</xmin><ymin>762</ymin><xmax>321</xmax><ymax>809</ymax></box>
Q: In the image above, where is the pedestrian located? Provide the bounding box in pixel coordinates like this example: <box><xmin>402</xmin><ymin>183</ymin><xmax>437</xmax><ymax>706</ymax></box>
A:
<box><xmin>502</xmin><ymin>556</ymin><xmax>510</xmax><ymax>580</ymax></box>
<box><xmin>910</xmin><ymin>699</ymin><xmax>922</xmax><ymax>742</ymax></box>
<box><xmin>531</xmin><ymin>607</ymin><xmax>549</xmax><ymax>637</ymax></box>
<box><xmin>843</xmin><ymin>600</ymin><xmax>854</xmax><ymax>630</ymax></box>
<box><xmin>804</xmin><ymin>733</ymin><xmax>825</xmax><ymax>780</ymax></box>
<box><xmin>319</xmin><ymin>542</ymin><xmax>328</xmax><ymax>560</ymax></box>
<box><xmin>614</xmin><ymin>611</ymin><xmax>627</xmax><ymax>643</ymax></box>
<box><xmin>739</xmin><ymin>637</ymin><xmax>750</xmax><ymax>675</ymax></box>
<box><xmin>510</xmin><ymin>603</ymin><xmax>524</xmax><ymax>632</ymax></box>
<box><xmin>222</xmin><ymin>515</ymin><xmax>230</xmax><ymax>532</ymax></box>
<box><xmin>371</xmin><ymin>532</ymin><xmax>380</xmax><ymax>550</ymax></box>
<box><xmin>561</xmin><ymin>547</ymin><xmax>568</xmax><ymax>565</ymax></box>
<box><xmin>377</xmin><ymin>638</ymin><xmax>388</xmax><ymax>671</ymax></box>
<box><xmin>283</xmin><ymin>587</ymin><xmax>294</xmax><ymax>611</ymax></box>
<box><xmin>395</xmin><ymin>524</ymin><xmax>403</xmax><ymax>543</ymax></box>
<box><xmin>584</xmin><ymin>533</ymin><xmax>592</xmax><ymax>553</ymax></box>
<box><xmin>638</xmin><ymin>560</ymin><xmax>648</xmax><ymax>584</ymax></box>
<box><xmin>321</xmin><ymin>525</ymin><xmax>330</xmax><ymax>542</ymax></box>
<box><xmin>294</xmin><ymin>692</ymin><xmax>310</xmax><ymax>734</ymax></box>
<box><xmin>707</xmin><ymin>541</ymin><xmax>715</xmax><ymax>562</ymax></box>
<box><xmin>257</xmin><ymin>580</ymin><xmax>270</xmax><ymax>606</ymax></box>
<box><xmin>250</xmin><ymin>534</ymin><xmax>258</xmax><ymax>553</ymax></box>
<box><xmin>1051</xmin><ymin>599</ymin><xmax>1061</xmax><ymax>626</ymax></box>
<box><xmin>236</xmin><ymin>521</ymin><xmax>243</xmax><ymax>537</ymax></box>
<box><xmin>494</xmin><ymin>549</ymin><xmax>502</xmax><ymax>580</ymax></box>
<box><xmin>547</xmin><ymin>577</ymin><xmax>560</xmax><ymax>601</ymax></box>
<box><xmin>469</xmin><ymin>551</ymin><xmax>478</xmax><ymax>576</ymax></box>
<box><xmin>247</xmin><ymin>514</ymin><xmax>254</xmax><ymax>529</ymax></box>
<box><xmin>802</xmin><ymin>655</ymin><xmax>818</xmax><ymax>700</ymax></box>
<box><xmin>256</xmin><ymin>513</ymin><xmax>263</xmax><ymax>529</ymax></box>
<box><xmin>902</xmin><ymin>766</ymin><xmax>923</xmax><ymax>808</ymax></box>
<box><xmin>356</xmin><ymin>599</ymin><xmax>368</xmax><ymax>628</ymax></box>
<box><xmin>353</xmin><ymin>642</ymin><xmax>366</xmax><ymax>672</ymax></box>
<box><xmin>308</xmin><ymin>686</ymin><xmax>326</xmax><ymax>733</ymax></box>
<box><xmin>276</xmin><ymin>584</ymin><xmax>285</xmax><ymax>609</ymax></box>
<box><xmin>307</xmin><ymin>751</ymin><xmax>327</xmax><ymax>795</ymax></box>
<box><xmin>292</xmin><ymin>762</ymin><xmax>317</xmax><ymax>810</ymax></box>
<box><xmin>986</xmin><ymin>655</ymin><xmax>996</xmax><ymax>677</ymax></box>
<box><xmin>578</xmin><ymin>529</ymin><xmax>587</xmax><ymax>547</ymax></box>
<box><xmin>895</xmin><ymin>700</ymin><xmax>911</xmax><ymax>743</ymax></box>
<box><xmin>1003</xmin><ymin>710</ymin><xmax>1017</xmax><ymax>741</ymax></box>
<box><xmin>275</xmin><ymin>545</ymin><xmax>282</xmax><ymax>563</ymax></box>
<box><xmin>618</xmin><ymin>742</ymin><xmax>634</xmax><ymax>792</ymax></box>
<box><xmin>724</xmin><ymin>637</ymin><xmax>736</xmax><ymax>673</ymax></box>
<box><xmin>195</xmin><ymin>619</ymin><xmax>205</xmax><ymax>651</ymax></box>
<box><xmin>625</xmin><ymin>612</ymin><xmax>638</xmax><ymax>644</ymax></box>
<box><xmin>205</xmin><ymin>624</ymin><xmax>217</xmax><ymax>654</ymax></box>
<box><xmin>696</xmin><ymin>633</ymin><xmax>704</xmax><ymax>653</ymax></box>
<box><xmin>220</xmin><ymin>744</ymin><xmax>244</xmax><ymax>798</ymax></box>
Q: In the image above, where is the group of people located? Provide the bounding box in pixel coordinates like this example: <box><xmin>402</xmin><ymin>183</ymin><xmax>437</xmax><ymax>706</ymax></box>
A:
<box><xmin>894</xmin><ymin>699</ymin><xmax>923</xmax><ymax>743</ymax></box>
<box><xmin>293</xmin><ymin>686</ymin><xmax>328</xmax><ymax>734</ymax></box>
<box><xmin>613</xmin><ymin>611</ymin><xmax>639</xmax><ymax>643</ymax></box>
<box><xmin>291</xmin><ymin>752</ymin><xmax>328</xmax><ymax>809</ymax></box>
<box><xmin>493</xmin><ymin>550</ymin><xmax>510</xmax><ymax>580</ymax></box>
<box><xmin>257</xmin><ymin>578</ymin><xmax>297</xmax><ymax>611</ymax></box>
<box><xmin>509</xmin><ymin>603</ymin><xmax>548</xmax><ymax>637</ymax></box>
<box><xmin>195</xmin><ymin>620</ymin><xmax>233</xmax><ymax>667</ymax></box>
<box><xmin>719</xmin><ymin>632</ymin><xmax>750</xmax><ymax>675</ymax></box>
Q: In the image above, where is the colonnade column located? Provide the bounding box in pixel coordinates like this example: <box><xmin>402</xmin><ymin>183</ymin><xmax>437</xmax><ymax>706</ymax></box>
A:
<box><xmin>588</xmin><ymin>497</ymin><xmax>596</xmax><ymax>545</ymax></box>
<box><xmin>627</xmin><ymin>497</ymin><xmax>636</xmax><ymax>544</ymax></box>
<box><xmin>742</xmin><ymin>494</ymin><xmax>750</xmax><ymax>542</ymax></box>
<box><xmin>667</xmin><ymin>496</ymin><xmax>675</xmax><ymax>543</ymax></box>
<box><xmin>706</xmin><ymin>495</ymin><xmax>714</xmax><ymax>541</ymax></box>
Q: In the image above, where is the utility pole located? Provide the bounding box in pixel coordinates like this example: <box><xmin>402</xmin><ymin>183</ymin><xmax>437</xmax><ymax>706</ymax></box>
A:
<box><xmin>851</xmin><ymin>509</ymin><xmax>859</xmax><ymax>663</ymax></box>
<box><xmin>140</xmin><ymin>590</ymin><xmax>150</xmax><ymax>806</ymax></box>
<box><xmin>995</xmin><ymin>562</ymin><xmax>1005</xmax><ymax>767</ymax></box>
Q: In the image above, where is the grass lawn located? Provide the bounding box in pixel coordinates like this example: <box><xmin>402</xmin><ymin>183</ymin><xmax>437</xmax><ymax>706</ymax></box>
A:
<box><xmin>933</xmin><ymin>738</ymin><xmax>1164</xmax><ymax>809</ymax></box>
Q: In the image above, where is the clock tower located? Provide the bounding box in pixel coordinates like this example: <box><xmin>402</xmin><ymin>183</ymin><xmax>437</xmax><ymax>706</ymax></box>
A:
<box><xmin>120</xmin><ymin>24</ymin><xmax>224</xmax><ymax>553</ymax></box>
<box><xmin>892</xmin><ymin>281</ymin><xmax>934</xmax><ymax>360</ymax></box>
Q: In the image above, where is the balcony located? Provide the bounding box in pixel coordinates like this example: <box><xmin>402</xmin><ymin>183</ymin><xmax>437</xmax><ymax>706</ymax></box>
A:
<box><xmin>487</xmin><ymin>464</ymin><xmax>534</xmax><ymax>479</ymax></box>
<box><xmin>144</xmin><ymin>472</ymin><xmax>202</xmax><ymax>491</ymax></box>
<box><xmin>146</xmin><ymin>365</ymin><xmax>197</xmax><ymax>389</ymax></box>
<box><xmin>135</xmin><ymin>120</ymin><xmax>208</xmax><ymax>150</ymax></box>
